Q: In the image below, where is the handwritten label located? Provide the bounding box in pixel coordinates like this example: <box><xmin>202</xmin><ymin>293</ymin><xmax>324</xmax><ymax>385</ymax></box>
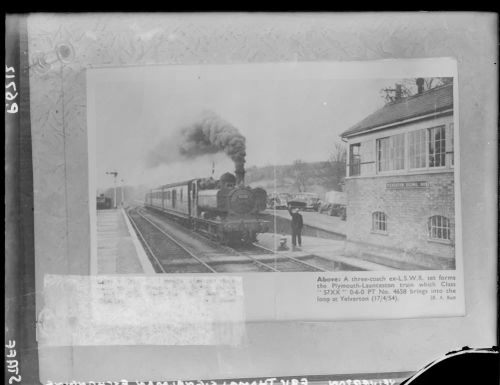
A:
<box><xmin>43</xmin><ymin>378</ymin><xmax>398</xmax><ymax>385</ymax></box>
<box><xmin>44</xmin><ymin>379</ymin><xmax>306</xmax><ymax>385</ymax></box>
<box><xmin>329</xmin><ymin>380</ymin><xmax>395</xmax><ymax>385</ymax></box>
<box><xmin>5</xmin><ymin>340</ymin><xmax>21</xmax><ymax>384</ymax></box>
<box><xmin>5</xmin><ymin>65</ymin><xmax>18</xmax><ymax>114</ymax></box>
<box><xmin>40</xmin><ymin>275</ymin><xmax>245</xmax><ymax>346</ymax></box>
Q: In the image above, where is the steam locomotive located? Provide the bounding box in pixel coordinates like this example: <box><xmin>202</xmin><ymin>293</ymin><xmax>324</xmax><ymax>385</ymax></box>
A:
<box><xmin>144</xmin><ymin>172</ymin><xmax>269</xmax><ymax>244</ymax></box>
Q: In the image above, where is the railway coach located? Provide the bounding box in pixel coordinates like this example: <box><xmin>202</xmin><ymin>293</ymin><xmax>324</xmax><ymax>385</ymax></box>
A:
<box><xmin>145</xmin><ymin>172</ymin><xmax>269</xmax><ymax>244</ymax></box>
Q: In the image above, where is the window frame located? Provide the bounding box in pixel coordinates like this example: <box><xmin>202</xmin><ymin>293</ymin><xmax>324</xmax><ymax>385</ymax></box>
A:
<box><xmin>376</xmin><ymin>133</ymin><xmax>406</xmax><ymax>174</ymax></box>
<box><xmin>449</xmin><ymin>122</ymin><xmax>454</xmax><ymax>168</ymax></box>
<box><xmin>349</xmin><ymin>142</ymin><xmax>361</xmax><ymax>177</ymax></box>
<box><xmin>408</xmin><ymin>127</ymin><xmax>427</xmax><ymax>170</ymax></box>
<box><xmin>427</xmin><ymin>125</ymin><xmax>447</xmax><ymax>169</ymax></box>
<box><xmin>360</xmin><ymin>121</ymin><xmax>454</xmax><ymax>178</ymax></box>
<box><xmin>428</xmin><ymin>215</ymin><xmax>452</xmax><ymax>242</ymax></box>
<box><xmin>376</xmin><ymin>136</ymin><xmax>390</xmax><ymax>173</ymax></box>
<box><xmin>371</xmin><ymin>211</ymin><xmax>388</xmax><ymax>234</ymax></box>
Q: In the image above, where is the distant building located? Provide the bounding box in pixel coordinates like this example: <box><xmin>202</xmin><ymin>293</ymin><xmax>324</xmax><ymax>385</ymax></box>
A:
<box><xmin>340</xmin><ymin>82</ymin><xmax>455</xmax><ymax>269</ymax></box>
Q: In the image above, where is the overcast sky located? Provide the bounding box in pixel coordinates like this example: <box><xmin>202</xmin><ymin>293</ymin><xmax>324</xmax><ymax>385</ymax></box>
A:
<box><xmin>90</xmin><ymin>64</ymin><xmax>415</xmax><ymax>190</ymax></box>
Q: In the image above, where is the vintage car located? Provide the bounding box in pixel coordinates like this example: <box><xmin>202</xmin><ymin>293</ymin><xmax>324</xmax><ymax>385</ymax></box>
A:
<box><xmin>322</xmin><ymin>190</ymin><xmax>347</xmax><ymax>220</ymax></box>
<box><xmin>288</xmin><ymin>192</ymin><xmax>321</xmax><ymax>211</ymax></box>
<box><xmin>267</xmin><ymin>192</ymin><xmax>291</xmax><ymax>210</ymax></box>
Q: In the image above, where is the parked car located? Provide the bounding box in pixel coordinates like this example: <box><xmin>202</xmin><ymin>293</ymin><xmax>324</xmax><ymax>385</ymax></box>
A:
<box><xmin>289</xmin><ymin>192</ymin><xmax>321</xmax><ymax>211</ymax></box>
<box><xmin>267</xmin><ymin>192</ymin><xmax>291</xmax><ymax>210</ymax></box>
<box><xmin>322</xmin><ymin>190</ymin><xmax>347</xmax><ymax>220</ymax></box>
<box><xmin>319</xmin><ymin>202</ymin><xmax>346</xmax><ymax>220</ymax></box>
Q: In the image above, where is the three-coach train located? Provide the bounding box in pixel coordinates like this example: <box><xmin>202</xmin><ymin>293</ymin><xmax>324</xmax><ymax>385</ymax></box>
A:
<box><xmin>145</xmin><ymin>172</ymin><xmax>269</xmax><ymax>244</ymax></box>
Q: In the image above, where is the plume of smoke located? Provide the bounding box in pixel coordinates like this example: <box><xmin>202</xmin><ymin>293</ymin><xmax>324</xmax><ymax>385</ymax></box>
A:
<box><xmin>146</xmin><ymin>111</ymin><xmax>246</xmax><ymax>180</ymax></box>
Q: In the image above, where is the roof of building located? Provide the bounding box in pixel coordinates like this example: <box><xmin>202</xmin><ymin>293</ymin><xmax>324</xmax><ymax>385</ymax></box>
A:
<box><xmin>341</xmin><ymin>83</ymin><xmax>453</xmax><ymax>138</ymax></box>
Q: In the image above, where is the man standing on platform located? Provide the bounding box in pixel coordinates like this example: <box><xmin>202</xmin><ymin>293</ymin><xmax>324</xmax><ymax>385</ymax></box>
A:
<box><xmin>288</xmin><ymin>207</ymin><xmax>303</xmax><ymax>249</ymax></box>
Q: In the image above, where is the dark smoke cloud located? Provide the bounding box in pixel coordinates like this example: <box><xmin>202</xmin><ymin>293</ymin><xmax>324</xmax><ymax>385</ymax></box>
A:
<box><xmin>146</xmin><ymin>111</ymin><xmax>246</xmax><ymax>178</ymax></box>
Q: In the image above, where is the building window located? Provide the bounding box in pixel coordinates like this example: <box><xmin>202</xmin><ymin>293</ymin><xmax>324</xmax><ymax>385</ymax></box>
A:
<box><xmin>408</xmin><ymin>128</ymin><xmax>426</xmax><ymax>169</ymax></box>
<box><xmin>428</xmin><ymin>126</ymin><xmax>446</xmax><ymax>167</ymax></box>
<box><xmin>449</xmin><ymin>123</ymin><xmax>454</xmax><ymax>167</ymax></box>
<box><xmin>377</xmin><ymin>137</ymin><xmax>390</xmax><ymax>172</ymax></box>
<box><xmin>392</xmin><ymin>133</ymin><xmax>405</xmax><ymax>170</ymax></box>
<box><xmin>349</xmin><ymin>143</ymin><xmax>361</xmax><ymax>176</ymax></box>
<box><xmin>428</xmin><ymin>215</ymin><xmax>451</xmax><ymax>240</ymax></box>
<box><xmin>377</xmin><ymin>133</ymin><xmax>405</xmax><ymax>172</ymax></box>
<box><xmin>372</xmin><ymin>211</ymin><xmax>387</xmax><ymax>233</ymax></box>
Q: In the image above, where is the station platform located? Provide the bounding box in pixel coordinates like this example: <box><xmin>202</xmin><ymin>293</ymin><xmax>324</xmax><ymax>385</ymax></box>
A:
<box><xmin>94</xmin><ymin>208</ymin><xmax>390</xmax><ymax>273</ymax></box>
<box><xmin>264</xmin><ymin>209</ymin><xmax>346</xmax><ymax>236</ymax></box>
<box><xmin>95</xmin><ymin>208</ymin><xmax>155</xmax><ymax>274</ymax></box>
<box><xmin>256</xmin><ymin>233</ymin><xmax>396</xmax><ymax>271</ymax></box>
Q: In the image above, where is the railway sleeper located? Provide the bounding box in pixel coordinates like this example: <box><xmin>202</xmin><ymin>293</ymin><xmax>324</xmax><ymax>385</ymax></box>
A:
<box><xmin>167</xmin><ymin>259</ymin><xmax>215</xmax><ymax>267</ymax></box>
<box><xmin>168</xmin><ymin>254</ymin><xmax>319</xmax><ymax>267</ymax></box>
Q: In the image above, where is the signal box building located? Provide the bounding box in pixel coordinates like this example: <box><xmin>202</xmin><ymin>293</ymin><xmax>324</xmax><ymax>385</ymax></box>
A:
<box><xmin>340</xmin><ymin>83</ymin><xmax>455</xmax><ymax>270</ymax></box>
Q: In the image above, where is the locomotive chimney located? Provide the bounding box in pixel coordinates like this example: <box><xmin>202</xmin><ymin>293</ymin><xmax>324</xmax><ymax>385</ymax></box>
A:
<box><xmin>235</xmin><ymin>169</ymin><xmax>245</xmax><ymax>186</ymax></box>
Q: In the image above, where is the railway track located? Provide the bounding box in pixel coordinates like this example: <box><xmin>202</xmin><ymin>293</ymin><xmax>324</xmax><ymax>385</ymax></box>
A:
<box><xmin>217</xmin><ymin>239</ymin><xmax>328</xmax><ymax>272</ymax></box>
<box><xmin>127</xmin><ymin>208</ymin><xmax>216</xmax><ymax>273</ymax></box>
<box><xmin>127</xmin><ymin>206</ymin><xmax>330</xmax><ymax>273</ymax></box>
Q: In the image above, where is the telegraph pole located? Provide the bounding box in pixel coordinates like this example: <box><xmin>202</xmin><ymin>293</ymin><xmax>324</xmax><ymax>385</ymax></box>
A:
<box><xmin>120</xmin><ymin>179</ymin><xmax>125</xmax><ymax>206</ymax></box>
<box><xmin>105</xmin><ymin>171</ymin><xmax>118</xmax><ymax>209</ymax></box>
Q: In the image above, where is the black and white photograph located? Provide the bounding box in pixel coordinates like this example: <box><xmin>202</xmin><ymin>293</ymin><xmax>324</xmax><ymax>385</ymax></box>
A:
<box><xmin>5</xmin><ymin>12</ymin><xmax>497</xmax><ymax>385</ymax></box>
<box><xmin>90</xmin><ymin>66</ymin><xmax>457</xmax><ymax>274</ymax></box>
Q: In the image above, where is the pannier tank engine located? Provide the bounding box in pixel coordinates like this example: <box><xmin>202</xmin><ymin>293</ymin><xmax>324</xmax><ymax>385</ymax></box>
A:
<box><xmin>145</xmin><ymin>172</ymin><xmax>269</xmax><ymax>244</ymax></box>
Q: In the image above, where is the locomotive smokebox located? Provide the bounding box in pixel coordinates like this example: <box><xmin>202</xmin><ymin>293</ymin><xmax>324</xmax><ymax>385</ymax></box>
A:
<box><xmin>220</xmin><ymin>172</ymin><xmax>237</xmax><ymax>188</ymax></box>
<box><xmin>235</xmin><ymin>169</ymin><xmax>245</xmax><ymax>186</ymax></box>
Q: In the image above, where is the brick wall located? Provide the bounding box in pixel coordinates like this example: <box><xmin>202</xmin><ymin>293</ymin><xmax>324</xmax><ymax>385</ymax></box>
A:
<box><xmin>345</xmin><ymin>171</ymin><xmax>455</xmax><ymax>265</ymax></box>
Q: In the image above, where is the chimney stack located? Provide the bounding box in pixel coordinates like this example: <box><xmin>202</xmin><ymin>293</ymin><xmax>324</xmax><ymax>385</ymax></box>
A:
<box><xmin>235</xmin><ymin>169</ymin><xmax>245</xmax><ymax>186</ymax></box>
<box><xmin>416</xmin><ymin>78</ymin><xmax>425</xmax><ymax>94</ymax></box>
<box><xmin>395</xmin><ymin>84</ymin><xmax>402</xmax><ymax>101</ymax></box>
